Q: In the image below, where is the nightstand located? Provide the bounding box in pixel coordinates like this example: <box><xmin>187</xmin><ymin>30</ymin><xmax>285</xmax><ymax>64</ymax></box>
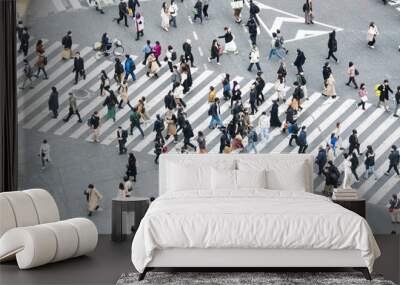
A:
<box><xmin>332</xmin><ymin>199</ymin><xmax>366</xmax><ymax>218</ymax></box>
<box><xmin>112</xmin><ymin>196</ymin><xmax>150</xmax><ymax>242</ymax></box>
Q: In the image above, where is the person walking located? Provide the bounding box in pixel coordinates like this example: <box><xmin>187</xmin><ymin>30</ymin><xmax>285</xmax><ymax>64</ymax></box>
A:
<box><xmin>89</xmin><ymin>0</ymin><xmax>105</xmax><ymax>14</ymax></box>
<box><xmin>124</xmin><ymin>54</ymin><xmax>136</xmax><ymax>81</ymax></box>
<box><xmin>258</xmin><ymin>111</ymin><xmax>270</xmax><ymax>142</ymax></box>
<box><xmin>161</xmin><ymin>2</ymin><xmax>170</xmax><ymax>31</ymax></box>
<box><xmin>315</xmin><ymin>145</ymin><xmax>327</xmax><ymax>176</ymax></box>
<box><xmin>128</xmin><ymin>0</ymin><xmax>140</xmax><ymax>18</ymax></box>
<box><xmin>297</xmin><ymin>126</ymin><xmax>308</xmax><ymax>153</ymax></box>
<box><xmin>322</xmin><ymin>73</ymin><xmax>337</xmax><ymax>99</ymax></box>
<box><xmin>246</xmin><ymin>16</ymin><xmax>258</xmax><ymax>45</ymax></box>
<box><xmin>153</xmin><ymin>114</ymin><xmax>165</xmax><ymax>143</ymax></box>
<box><xmin>118</xmin><ymin>182</ymin><xmax>129</xmax><ymax>198</ymax></box>
<box><xmin>218</xmin><ymin>128</ymin><xmax>230</xmax><ymax>153</ymax></box>
<box><xmin>183</xmin><ymin>39</ymin><xmax>195</xmax><ymax>67</ymax></box>
<box><xmin>273</xmin><ymin>74</ymin><xmax>285</xmax><ymax>103</ymax></box>
<box><xmin>333</xmin><ymin>122</ymin><xmax>344</xmax><ymax>150</ymax></box>
<box><xmin>303</xmin><ymin>0</ymin><xmax>313</xmax><ymax>24</ymax></box>
<box><xmin>208</xmin><ymin>39</ymin><xmax>221</xmax><ymax>65</ymax></box>
<box><xmin>193</xmin><ymin>0</ymin><xmax>203</xmax><ymax>24</ymax></box>
<box><xmin>20</xmin><ymin>27</ymin><xmax>30</xmax><ymax>57</ymax></box>
<box><xmin>326</xmin><ymin>30</ymin><xmax>338</xmax><ymax>63</ymax></box>
<box><xmin>292</xmin><ymin>81</ymin><xmax>304</xmax><ymax>111</ymax></box>
<box><xmin>202</xmin><ymin>0</ymin><xmax>209</xmax><ymax>19</ymax></box>
<box><xmin>208</xmin><ymin>97</ymin><xmax>223</xmax><ymax>129</ymax></box>
<box><xmin>169</xmin><ymin>0</ymin><xmax>178</xmax><ymax>27</ymax></box>
<box><xmin>35</xmin><ymin>40</ymin><xmax>48</xmax><ymax>80</ymax></box>
<box><xmin>231</xmin><ymin>0</ymin><xmax>244</xmax><ymax>23</ymax></box>
<box><xmin>268</xmin><ymin>33</ymin><xmax>283</xmax><ymax>60</ymax></box>
<box><xmin>142</xmin><ymin>40</ymin><xmax>153</xmax><ymax>65</ymax></box>
<box><xmin>377</xmin><ymin>79</ymin><xmax>393</xmax><ymax>112</ymax></box>
<box><xmin>73</xmin><ymin>52</ymin><xmax>86</xmax><ymax>84</ymax></box>
<box><xmin>322</xmin><ymin>62</ymin><xmax>332</xmax><ymax>85</ymax></box>
<box><xmin>388</xmin><ymin>194</ymin><xmax>400</xmax><ymax>224</ymax></box>
<box><xmin>182</xmin><ymin>120</ymin><xmax>197</xmax><ymax>151</ymax></box>
<box><xmin>346</xmin><ymin>61</ymin><xmax>358</xmax><ymax>89</ymax></box>
<box><xmin>218</xmin><ymin>27</ymin><xmax>239</xmax><ymax>55</ymax></box>
<box><xmin>146</xmin><ymin>53</ymin><xmax>160</xmax><ymax>78</ymax></box>
<box><xmin>126</xmin><ymin>153</ymin><xmax>137</xmax><ymax>181</ymax></box>
<box><xmin>296</xmin><ymin>72</ymin><xmax>308</xmax><ymax>100</ymax></box>
<box><xmin>48</xmin><ymin>87</ymin><xmax>59</xmax><ymax>118</ymax></box>
<box><xmin>39</xmin><ymin>139</ymin><xmax>51</xmax><ymax>170</ymax></box>
<box><xmin>247</xmin><ymin>44</ymin><xmax>262</xmax><ymax>72</ymax></box>
<box><xmin>245</xmin><ymin>125</ymin><xmax>258</xmax><ymax>153</ymax></box>
<box><xmin>255</xmin><ymin>72</ymin><xmax>265</xmax><ymax>105</ymax></box>
<box><xmin>165</xmin><ymin>45</ymin><xmax>177</xmax><ymax>72</ymax></box>
<box><xmin>114</xmin><ymin>57</ymin><xmax>124</xmax><ymax>89</ymax></box>
<box><xmin>357</xmin><ymin>83</ymin><xmax>368</xmax><ymax>110</ymax></box>
<box><xmin>348</xmin><ymin>129</ymin><xmax>361</xmax><ymax>155</ymax></box>
<box><xmin>88</xmin><ymin>111</ymin><xmax>101</xmax><ymax>143</ymax></box>
<box><xmin>394</xmin><ymin>86</ymin><xmax>400</xmax><ymax>117</ymax></box>
<box><xmin>222</xmin><ymin>73</ymin><xmax>231</xmax><ymax>101</ymax></box>
<box><xmin>367</xmin><ymin>22</ymin><xmax>379</xmax><ymax>49</ymax></box>
<box><xmin>342</xmin><ymin>153</ymin><xmax>353</xmax><ymax>189</ymax></box>
<box><xmin>288</xmin><ymin>122</ymin><xmax>299</xmax><ymax>147</ymax></box>
<box><xmin>152</xmin><ymin>41</ymin><xmax>162</xmax><ymax>67</ymax></box>
<box><xmin>19</xmin><ymin>59</ymin><xmax>34</xmax><ymax>89</ymax></box>
<box><xmin>63</xmin><ymin>93</ymin><xmax>82</xmax><ymax>123</ymax></box>
<box><xmin>61</xmin><ymin>31</ymin><xmax>73</xmax><ymax>60</ymax></box>
<box><xmin>385</xmin><ymin>145</ymin><xmax>400</xmax><ymax>177</ymax></box>
<box><xmin>117</xmin><ymin>126</ymin><xmax>128</xmax><ymax>154</ymax></box>
<box><xmin>270</xmin><ymin>100</ymin><xmax>282</xmax><ymax>128</ymax></box>
<box><xmin>129</xmin><ymin>107</ymin><xmax>145</xmax><ymax>137</ymax></box>
<box><xmin>154</xmin><ymin>136</ymin><xmax>164</xmax><ymax>164</ymax></box>
<box><xmin>118</xmin><ymin>80</ymin><xmax>129</xmax><ymax>109</ymax></box>
<box><xmin>84</xmin><ymin>184</ymin><xmax>103</xmax><ymax>217</ymax></box>
<box><xmin>135</xmin><ymin>12</ymin><xmax>144</xmax><ymax>41</ymax></box>
<box><xmin>103</xmin><ymin>90</ymin><xmax>118</xmax><ymax>122</ymax></box>
<box><xmin>115</xmin><ymin>0</ymin><xmax>129</xmax><ymax>27</ymax></box>
<box><xmin>364</xmin><ymin>145</ymin><xmax>378</xmax><ymax>180</ymax></box>
<box><xmin>165</xmin><ymin>113</ymin><xmax>178</xmax><ymax>143</ymax></box>
<box><xmin>230</xmin><ymin>81</ymin><xmax>242</xmax><ymax>109</ymax></box>
<box><xmin>249</xmin><ymin>0</ymin><xmax>260</xmax><ymax>24</ymax></box>
<box><xmin>293</xmin><ymin>49</ymin><xmax>306</xmax><ymax>74</ymax></box>
<box><xmin>322</xmin><ymin>161</ymin><xmax>340</xmax><ymax>197</ymax></box>
<box><xmin>197</xmin><ymin>131</ymin><xmax>207</xmax><ymax>153</ymax></box>
<box><xmin>99</xmin><ymin>70</ymin><xmax>110</xmax><ymax>96</ymax></box>
<box><xmin>249</xmin><ymin>83</ymin><xmax>258</xmax><ymax>115</ymax></box>
<box><xmin>350</xmin><ymin>152</ymin><xmax>360</xmax><ymax>182</ymax></box>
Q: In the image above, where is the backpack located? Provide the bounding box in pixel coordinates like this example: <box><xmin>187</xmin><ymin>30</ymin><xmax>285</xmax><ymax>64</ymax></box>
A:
<box><xmin>87</xmin><ymin>116</ymin><xmax>95</xmax><ymax>127</ymax></box>
<box><xmin>252</xmin><ymin>131</ymin><xmax>258</xmax><ymax>142</ymax></box>
<box><xmin>43</xmin><ymin>56</ymin><xmax>48</xmax><ymax>66</ymax></box>
<box><xmin>122</xmin><ymin>129</ymin><xmax>128</xmax><ymax>139</ymax></box>
<box><xmin>171</xmin><ymin>51</ymin><xmax>177</xmax><ymax>61</ymax></box>
<box><xmin>355</xmin><ymin>69</ymin><xmax>359</xmax><ymax>76</ymax></box>
<box><xmin>253</xmin><ymin>4</ymin><xmax>260</xmax><ymax>14</ymax></box>
<box><xmin>62</xmin><ymin>36</ymin><xmax>66</xmax><ymax>46</ymax></box>
<box><xmin>274</xmin><ymin>38</ymin><xmax>281</xmax><ymax>48</ymax></box>
<box><xmin>375</xmin><ymin>84</ymin><xmax>381</xmax><ymax>96</ymax></box>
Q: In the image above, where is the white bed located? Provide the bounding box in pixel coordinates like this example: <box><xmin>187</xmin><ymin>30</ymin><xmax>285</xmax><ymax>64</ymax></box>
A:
<box><xmin>131</xmin><ymin>154</ymin><xmax>380</xmax><ymax>281</ymax></box>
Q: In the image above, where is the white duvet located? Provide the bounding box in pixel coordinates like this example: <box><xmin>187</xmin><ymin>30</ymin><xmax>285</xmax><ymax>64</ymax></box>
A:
<box><xmin>131</xmin><ymin>190</ymin><xmax>380</xmax><ymax>273</ymax></box>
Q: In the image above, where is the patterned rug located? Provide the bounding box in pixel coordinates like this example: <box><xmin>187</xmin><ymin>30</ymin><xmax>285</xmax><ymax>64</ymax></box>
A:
<box><xmin>117</xmin><ymin>271</ymin><xmax>396</xmax><ymax>285</ymax></box>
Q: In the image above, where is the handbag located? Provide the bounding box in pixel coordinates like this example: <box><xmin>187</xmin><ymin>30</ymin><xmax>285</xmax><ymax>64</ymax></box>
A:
<box><xmin>360</xmin><ymin>96</ymin><xmax>368</xmax><ymax>102</ymax></box>
<box><xmin>231</xmin><ymin>0</ymin><xmax>243</xmax><ymax>9</ymax></box>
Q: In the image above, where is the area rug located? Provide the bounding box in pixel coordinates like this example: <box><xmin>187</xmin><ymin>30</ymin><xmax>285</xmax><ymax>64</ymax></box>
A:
<box><xmin>116</xmin><ymin>271</ymin><xmax>396</xmax><ymax>285</ymax></box>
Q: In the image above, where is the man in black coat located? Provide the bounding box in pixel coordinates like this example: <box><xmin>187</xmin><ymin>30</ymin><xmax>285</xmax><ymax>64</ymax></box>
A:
<box><xmin>219</xmin><ymin>127</ymin><xmax>230</xmax><ymax>154</ymax></box>
<box><xmin>377</xmin><ymin>79</ymin><xmax>393</xmax><ymax>112</ymax></box>
<box><xmin>183</xmin><ymin>39</ymin><xmax>195</xmax><ymax>67</ymax></box>
<box><xmin>249</xmin><ymin>0</ymin><xmax>260</xmax><ymax>25</ymax></box>
<box><xmin>246</xmin><ymin>17</ymin><xmax>258</xmax><ymax>45</ymax></box>
<box><xmin>62</xmin><ymin>31</ymin><xmax>73</xmax><ymax>60</ymax></box>
<box><xmin>182</xmin><ymin>120</ymin><xmax>196</xmax><ymax>151</ymax></box>
<box><xmin>348</xmin><ymin>129</ymin><xmax>361</xmax><ymax>155</ymax></box>
<box><xmin>20</xmin><ymin>27</ymin><xmax>30</xmax><ymax>57</ymax></box>
<box><xmin>72</xmin><ymin>52</ymin><xmax>86</xmax><ymax>84</ymax></box>
<box><xmin>153</xmin><ymin>114</ymin><xmax>165</xmax><ymax>143</ymax></box>
<box><xmin>385</xmin><ymin>145</ymin><xmax>400</xmax><ymax>176</ymax></box>
<box><xmin>326</xmin><ymin>30</ymin><xmax>338</xmax><ymax>63</ymax></box>
<box><xmin>115</xmin><ymin>0</ymin><xmax>129</xmax><ymax>27</ymax></box>
<box><xmin>255</xmin><ymin>73</ymin><xmax>265</xmax><ymax>105</ymax></box>
<box><xmin>293</xmin><ymin>49</ymin><xmax>306</xmax><ymax>74</ymax></box>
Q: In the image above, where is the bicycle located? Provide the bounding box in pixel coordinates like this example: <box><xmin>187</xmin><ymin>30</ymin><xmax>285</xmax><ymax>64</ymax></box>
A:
<box><xmin>94</xmin><ymin>38</ymin><xmax>125</xmax><ymax>60</ymax></box>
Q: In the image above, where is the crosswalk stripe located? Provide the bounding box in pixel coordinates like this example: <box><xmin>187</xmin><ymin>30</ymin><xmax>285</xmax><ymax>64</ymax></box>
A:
<box><xmin>162</xmin><ymin>76</ymin><xmax>244</xmax><ymax>154</ymax></box>
<box><xmin>37</xmin><ymin>60</ymin><xmax>113</xmax><ymax>132</ymax></box>
<box><xmin>316</xmin><ymin>112</ymin><xmax>399</xmax><ymax>193</ymax></box>
<box><xmin>256</xmin><ymin>91</ymin><xmax>321</xmax><ymax>153</ymax></box>
<box><xmin>58</xmin><ymin>57</ymin><xmax>140</xmax><ymax>136</ymax></box>
<box><xmin>69</xmin><ymin>62</ymin><xmax>145</xmax><ymax>138</ymax></box>
<box><xmin>17</xmin><ymin>46</ymin><xmax>91</xmax><ymax>112</ymax></box>
<box><xmin>96</xmin><ymin>63</ymin><xmax>169</xmax><ymax>144</ymax></box>
<box><xmin>310</xmin><ymin>103</ymin><xmax>371</xmax><ymax>157</ymax></box>
<box><xmin>145</xmin><ymin>74</ymin><xmax>228</xmax><ymax>154</ymax></box>
<box><xmin>52</xmin><ymin>0</ymin><xmax>67</xmax><ymax>11</ymax></box>
<box><xmin>16</xmin><ymin>37</ymin><xmax>36</xmax><ymax>63</ymax></box>
<box><xmin>69</xmin><ymin>0</ymin><xmax>83</xmax><ymax>9</ymax></box>
<box><xmin>289</xmin><ymin>99</ymin><xmax>356</xmax><ymax>154</ymax></box>
<box><xmin>358</xmin><ymin>127</ymin><xmax>400</xmax><ymax>199</ymax></box>
<box><xmin>132</xmin><ymin>70</ymin><xmax>214</xmax><ymax>151</ymax></box>
<box><xmin>369</xmin><ymin>177</ymin><xmax>400</xmax><ymax>205</ymax></box>
<box><xmin>22</xmin><ymin>56</ymin><xmax>104</xmax><ymax>129</ymax></box>
<box><xmin>17</xmin><ymin>41</ymin><xmax>62</xmax><ymax>79</ymax></box>
<box><xmin>16</xmin><ymin>38</ymin><xmax>48</xmax><ymax>65</ymax></box>
<box><xmin>268</xmin><ymin>93</ymin><xmax>331</xmax><ymax>153</ymax></box>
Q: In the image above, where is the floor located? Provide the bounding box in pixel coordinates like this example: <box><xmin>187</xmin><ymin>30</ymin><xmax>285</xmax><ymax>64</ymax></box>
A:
<box><xmin>1</xmin><ymin>234</ymin><xmax>399</xmax><ymax>285</ymax></box>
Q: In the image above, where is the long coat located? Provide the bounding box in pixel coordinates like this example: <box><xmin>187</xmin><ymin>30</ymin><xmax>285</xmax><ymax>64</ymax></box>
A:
<box><xmin>147</xmin><ymin>54</ymin><xmax>160</xmax><ymax>74</ymax></box>
<box><xmin>86</xmin><ymin>187</ymin><xmax>103</xmax><ymax>212</ymax></box>
<box><xmin>323</xmin><ymin>74</ymin><xmax>336</xmax><ymax>97</ymax></box>
<box><xmin>166</xmin><ymin>117</ymin><xmax>177</xmax><ymax>136</ymax></box>
<box><xmin>48</xmin><ymin>91</ymin><xmax>59</xmax><ymax>111</ymax></box>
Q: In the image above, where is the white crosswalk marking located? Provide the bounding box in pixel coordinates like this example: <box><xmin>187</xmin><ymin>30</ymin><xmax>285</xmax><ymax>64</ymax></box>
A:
<box><xmin>316</xmin><ymin>112</ymin><xmax>398</xmax><ymax>193</ymax></box>
<box><xmin>132</xmin><ymin>70</ymin><xmax>214</xmax><ymax>151</ymax></box>
<box><xmin>369</xmin><ymin>177</ymin><xmax>400</xmax><ymax>205</ymax></box>
<box><xmin>16</xmin><ymin>38</ymin><xmax>48</xmax><ymax>65</ymax></box>
<box><xmin>52</xmin><ymin>0</ymin><xmax>67</xmax><ymax>11</ymax></box>
<box><xmin>358</xmin><ymin>127</ymin><xmax>400</xmax><ymax>200</ymax></box>
<box><xmin>17</xmin><ymin>41</ymin><xmax>62</xmax><ymax>79</ymax></box>
<box><xmin>17</xmin><ymin>46</ymin><xmax>91</xmax><ymax>112</ymax></box>
<box><xmin>37</xmin><ymin>60</ymin><xmax>113</xmax><ymax>132</ymax></box>
<box><xmin>310</xmin><ymin>104</ymin><xmax>371</xmax><ymax>157</ymax></box>
<box><xmin>22</xmin><ymin>56</ymin><xmax>103</xmax><ymax>129</ymax></box>
<box><xmin>69</xmin><ymin>0</ymin><xmax>83</xmax><ymax>9</ymax></box>
<box><xmin>256</xmin><ymin>91</ymin><xmax>321</xmax><ymax>153</ymax></box>
<box><xmin>289</xmin><ymin>99</ymin><xmax>355</xmax><ymax>154</ymax></box>
<box><xmin>96</xmin><ymin>63</ymin><xmax>169</xmax><ymax>144</ymax></box>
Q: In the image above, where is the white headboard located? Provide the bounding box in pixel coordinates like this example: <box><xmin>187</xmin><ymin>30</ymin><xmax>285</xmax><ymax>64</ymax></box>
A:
<box><xmin>159</xmin><ymin>154</ymin><xmax>314</xmax><ymax>195</ymax></box>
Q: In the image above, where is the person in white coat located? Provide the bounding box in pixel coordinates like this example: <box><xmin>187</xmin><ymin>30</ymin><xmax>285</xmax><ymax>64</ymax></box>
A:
<box><xmin>169</xmin><ymin>0</ymin><xmax>178</xmax><ymax>28</ymax></box>
<box><xmin>367</xmin><ymin>22</ymin><xmax>378</xmax><ymax>48</ymax></box>
<box><xmin>39</xmin><ymin>139</ymin><xmax>51</xmax><ymax>169</ymax></box>
<box><xmin>161</xmin><ymin>2</ymin><xmax>170</xmax><ymax>31</ymax></box>
<box><xmin>258</xmin><ymin>111</ymin><xmax>270</xmax><ymax>141</ymax></box>
<box><xmin>342</xmin><ymin>153</ymin><xmax>353</xmax><ymax>189</ymax></box>
<box><xmin>273</xmin><ymin>75</ymin><xmax>285</xmax><ymax>102</ymax></box>
<box><xmin>84</xmin><ymin>184</ymin><xmax>103</xmax><ymax>217</ymax></box>
<box><xmin>247</xmin><ymin>44</ymin><xmax>262</xmax><ymax>73</ymax></box>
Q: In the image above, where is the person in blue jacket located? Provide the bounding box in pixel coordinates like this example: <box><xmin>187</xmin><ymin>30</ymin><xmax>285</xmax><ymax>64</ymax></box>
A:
<box><xmin>124</xmin><ymin>54</ymin><xmax>136</xmax><ymax>81</ymax></box>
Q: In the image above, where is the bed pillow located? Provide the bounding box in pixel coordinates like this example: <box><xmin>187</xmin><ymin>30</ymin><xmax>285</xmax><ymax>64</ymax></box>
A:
<box><xmin>236</xmin><ymin>169</ymin><xmax>267</xmax><ymax>189</ymax></box>
<box><xmin>167</xmin><ymin>163</ymin><xmax>211</xmax><ymax>192</ymax></box>
<box><xmin>211</xmin><ymin>168</ymin><xmax>237</xmax><ymax>191</ymax></box>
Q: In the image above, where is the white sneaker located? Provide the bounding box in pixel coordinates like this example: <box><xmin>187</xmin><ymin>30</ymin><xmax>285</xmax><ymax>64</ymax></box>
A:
<box><xmin>234</xmin><ymin>50</ymin><xmax>239</xmax><ymax>55</ymax></box>
<box><xmin>217</xmin><ymin>62</ymin><xmax>221</xmax><ymax>65</ymax></box>
<box><xmin>207</xmin><ymin>57</ymin><xmax>211</xmax><ymax>62</ymax></box>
